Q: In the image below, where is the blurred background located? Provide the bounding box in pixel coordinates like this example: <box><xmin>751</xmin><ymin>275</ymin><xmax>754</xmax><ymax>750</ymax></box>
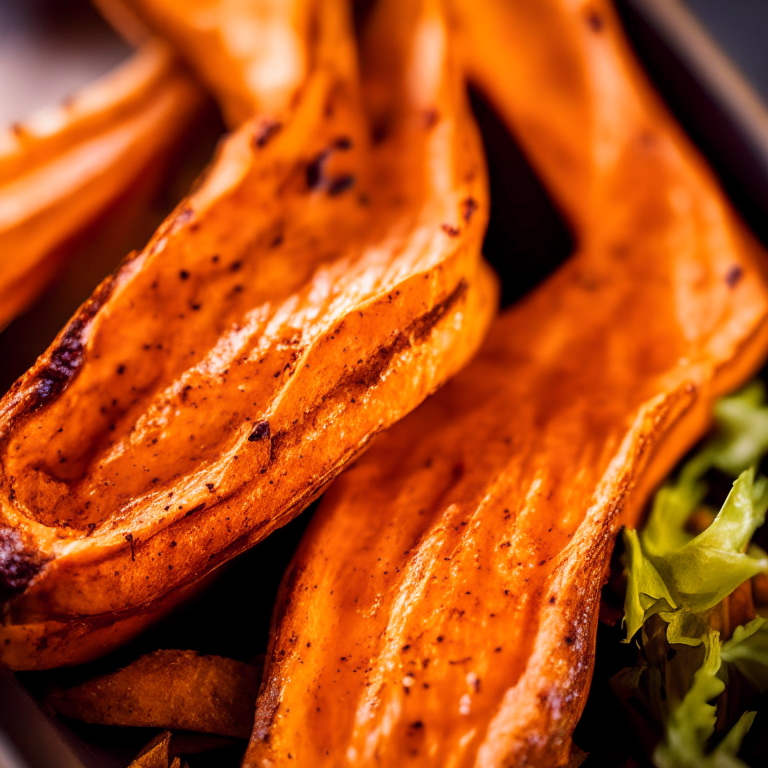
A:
<box><xmin>2</xmin><ymin>0</ymin><xmax>768</xmax><ymax>130</ymax></box>
<box><xmin>686</xmin><ymin>0</ymin><xmax>768</xmax><ymax>97</ymax></box>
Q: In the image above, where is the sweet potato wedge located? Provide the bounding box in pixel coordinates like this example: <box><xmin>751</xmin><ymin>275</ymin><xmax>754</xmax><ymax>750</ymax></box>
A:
<box><xmin>244</xmin><ymin>1</ymin><xmax>768</xmax><ymax>766</ymax></box>
<box><xmin>115</xmin><ymin>0</ymin><xmax>315</xmax><ymax>127</ymax></box>
<box><xmin>0</xmin><ymin>39</ymin><xmax>202</xmax><ymax>332</ymax></box>
<box><xmin>129</xmin><ymin>732</ymin><xmax>172</xmax><ymax>768</ymax></box>
<box><xmin>0</xmin><ymin>0</ymin><xmax>496</xmax><ymax>669</ymax></box>
<box><xmin>48</xmin><ymin>649</ymin><xmax>260</xmax><ymax>737</ymax></box>
<box><xmin>127</xmin><ymin>730</ymin><xmax>221</xmax><ymax>767</ymax></box>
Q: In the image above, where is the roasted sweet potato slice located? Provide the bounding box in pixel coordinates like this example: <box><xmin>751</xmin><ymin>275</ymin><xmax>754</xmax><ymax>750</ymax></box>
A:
<box><xmin>116</xmin><ymin>0</ymin><xmax>315</xmax><ymax>127</ymax></box>
<box><xmin>0</xmin><ymin>39</ymin><xmax>202</xmax><ymax>332</ymax></box>
<box><xmin>127</xmin><ymin>730</ymin><xmax>225</xmax><ymax>768</ymax></box>
<box><xmin>0</xmin><ymin>0</ymin><xmax>496</xmax><ymax>669</ymax></box>
<box><xmin>48</xmin><ymin>649</ymin><xmax>260</xmax><ymax>737</ymax></box>
<box><xmin>244</xmin><ymin>1</ymin><xmax>768</xmax><ymax>766</ymax></box>
<box><xmin>129</xmin><ymin>731</ymin><xmax>172</xmax><ymax>768</ymax></box>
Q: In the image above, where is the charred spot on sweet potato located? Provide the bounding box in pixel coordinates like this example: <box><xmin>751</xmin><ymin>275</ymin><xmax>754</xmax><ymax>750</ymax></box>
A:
<box><xmin>327</xmin><ymin>175</ymin><xmax>355</xmax><ymax>196</ymax></box>
<box><xmin>29</xmin><ymin>276</ymin><xmax>116</xmax><ymax>412</ymax></box>
<box><xmin>411</xmin><ymin>281</ymin><xmax>468</xmax><ymax>343</ymax></box>
<box><xmin>441</xmin><ymin>223</ymin><xmax>460</xmax><ymax>237</ymax></box>
<box><xmin>0</xmin><ymin>528</ymin><xmax>44</xmax><ymax>602</ymax></box>
<box><xmin>249</xmin><ymin>421</ymin><xmax>271</xmax><ymax>442</ymax></box>
<box><xmin>584</xmin><ymin>9</ymin><xmax>604</xmax><ymax>32</ymax></box>
<box><xmin>253</xmin><ymin>119</ymin><xmax>283</xmax><ymax>149</ymax></box>
<box><xmin>462</xmin><ymin>197</ymin><xmax>478</xmax><ymax>223</ymax></box>
<box><xmin>306</xmin><ymin>154</ymin><xmax>325</xmax><ymax>190</ymax></box>
<box><xmin>333</xmin><ymin>136</ymin><xmax>353</xmax><ymax>151</ymax></box>
<box><xmin>726</xmin><ymin>265</ymin><xmax>744</xmax><ymax>288</ymax></box>
<box><xmin>124</xmin><ymin>533</ymin><xmax>136</xmax><ymax>562</ymax></box>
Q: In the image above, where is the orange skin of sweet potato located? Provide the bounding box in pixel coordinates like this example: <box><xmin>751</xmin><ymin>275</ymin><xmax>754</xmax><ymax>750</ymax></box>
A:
<box><xmin>244</xmin><ymin>1</ymin><xmax>768</xmax><ymax>766</ymax></box>
<box><xmin>116</xmin><ymin>0</ymin><xmax>315</xmax><ymax>128</ymax></box>
<box><xmin>48</xmin><ymin>649</ymin><xmax>261</xmax><ymax>738</ymax></box>
<box><xmin>0</xmin><ymin>40</ymin><xmax>203</xmax><ymax>332</ymax></box>
<box><xmin>0</xmin><ymin>0</ymin><xmax>496</xmax><ymax>669</ymax></box>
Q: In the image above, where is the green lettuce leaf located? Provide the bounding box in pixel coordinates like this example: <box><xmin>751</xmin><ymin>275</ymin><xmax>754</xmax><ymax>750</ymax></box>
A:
<box><xmin>714</xmin><ymin>712</ymin><xmax>757</xmax><ymax>761</ymax></box>
<box><xmin>659</xmin><ymin>469</ymin><xmax>768</xmax><ymax>644</ymax></box>
<box><xmin>623</xmin><ymin>382</ymin><xmax>768</xmax><ymax>645</ymax></box>
<box><xmin>613</xmin><ymin>382</ymin><xmax>768</xmax><ymax>767</ymax></box>
<box><xmin>709</xmin><ymin>381</ymin><xmax>768</xmax><ymax>477</ymax></box>
<box><xmin>622</xmin><ymin>528</ymin><xmax>677</xmax><ymax>642</ymax></box>
<box><xmin>654</xmin><ymin>632</ymin><xmax>754</xmax><ymax>768</ymax></box>
<box><xmin>721</xmin><ymin>617</ymin><xmax>768</xmax><ymax>693</ymax></box>
<box><xmin>610</xmin><ymin>616</ymin><xmax>704</xmax><ymax>753</ymax></box>
<box><xmin>623</xmin><ymin>469</ymin><xmax>768</xmax><ymax>645</ymax></box>
<box><xmin>653</xmin><ymin>631</ymin><xmax>724</xmax><ymax>767</ymax></box>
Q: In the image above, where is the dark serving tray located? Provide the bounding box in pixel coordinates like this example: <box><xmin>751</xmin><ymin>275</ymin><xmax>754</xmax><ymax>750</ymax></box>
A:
<box><xmin>1</xmin><ymin>1</ymin><xmax>768</xmax><ymax>766</ymax></box>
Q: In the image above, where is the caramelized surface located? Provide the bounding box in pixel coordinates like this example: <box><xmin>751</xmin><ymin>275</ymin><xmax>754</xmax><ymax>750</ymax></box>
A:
<box><xmin>245</xmin><ymin>1</ymin><xmax>768</xmax><ymax>766</ymax></box>
<box><xmin>0</xmin><ymin>40</ymin><xmax>202</xmax><ymax>331</ymax></box>
<box><xmin>0</xmin><ymin>0</ymin><xmax>495</xmax><ymax>669</ymax></box>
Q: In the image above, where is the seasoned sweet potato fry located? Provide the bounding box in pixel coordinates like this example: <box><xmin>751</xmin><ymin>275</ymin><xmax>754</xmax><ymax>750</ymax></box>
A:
<box><xmin>0</xmin><ymin>40</ymin><xmax>202</xmax><ymax>331</ymax></box>
<box><xmin>0</xmin><ymin>0</ymin><xmax>495</xmax><ymax>669</ymax></box>
<box><xmin>116</xmin><ymin>0</ymin><xmax>315</xmax><ymax>127</ymax></box>
<box><xmin>245</xmin><ymin>1</ymin><xmax>768</xmax><ymax>766</ymax></box>
<box><xmin>48</xmin><ymin>649</ymin><xmax>259</xmax><ymax>737</ymax></box>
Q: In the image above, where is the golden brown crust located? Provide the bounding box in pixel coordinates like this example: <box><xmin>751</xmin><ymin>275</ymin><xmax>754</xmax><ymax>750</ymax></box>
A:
<box><xmin>244</xmin><ymin>1</ymin><xmax>768</xmax><ymax>766</ymax></box>
<box><xmin>48</xmin><ymin>649</ymin><xmax>261</xmax><ymax>738</ymax></box>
